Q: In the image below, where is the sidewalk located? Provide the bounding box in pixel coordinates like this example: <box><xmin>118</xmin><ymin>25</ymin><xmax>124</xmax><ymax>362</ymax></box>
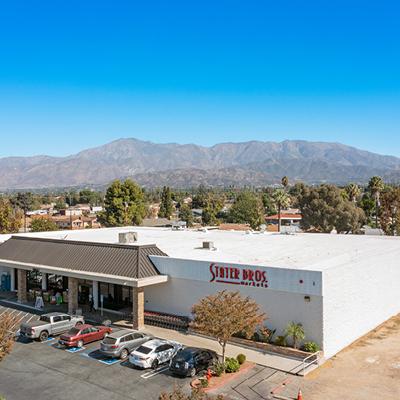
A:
<box><xmin>141</xmin><ymin>324</ymin><xmax>306</xmax><ymax>374</ymax></box>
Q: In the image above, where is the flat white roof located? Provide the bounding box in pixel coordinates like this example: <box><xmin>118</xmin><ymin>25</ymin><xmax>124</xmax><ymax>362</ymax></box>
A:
<box><xmin>1</xmin><ymin>227</ymin><xmax>399</xmax><ymax>272</ymax></box>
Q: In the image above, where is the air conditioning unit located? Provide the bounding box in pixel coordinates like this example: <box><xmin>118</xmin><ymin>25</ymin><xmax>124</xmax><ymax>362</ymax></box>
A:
<box><xmin>119</xmin><ymin>231</ymin><xmax>138</xmax><ymax>244</ymax></box>
<box><xmin>202</xmin><ymin>241</ymin><xmax>214</xmax><ymax>249</ymax></box>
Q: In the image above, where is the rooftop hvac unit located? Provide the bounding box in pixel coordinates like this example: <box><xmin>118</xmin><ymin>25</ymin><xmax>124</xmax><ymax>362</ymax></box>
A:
<box><xmin>119</xmin><ymin>231</ymin><xmax>138</xmax><ymax>244</ymax></box>
<box><xmin>202</xmin><ymin>241</ymin><xmax>214</xmax><ymax>250</ymax></box>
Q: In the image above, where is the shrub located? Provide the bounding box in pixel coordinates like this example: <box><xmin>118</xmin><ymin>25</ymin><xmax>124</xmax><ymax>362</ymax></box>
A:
<box><xmin>212</xmin><ymin>361</ymin><xmax>226</xmax><ymax>377</ymax></box>
<box><xmin>224</xmin><ymin>357</ymin><xmax>240</xmax><ymax>373</ymax></box>
<box><xmin>199</xmin><ymin>378</ymin><xmax>209</xmax><ymax>388</ymax></box>
<box><xmin>302</xmin><ymin>341</ymin><xmax>320</xmax><ymax>353</ymax></box>
<box><xmin>275</xmin><ymin>335</ymin><xmax>287</xmax><ymax>347</ymax></box>
<box><xmin>236</xmin><ymin>354</ymin><xmax>246</xmax><ymax>365</ymax></box>
<box><xmin>253</xmin><ymin>327</ymin><xmax>276</xmax><ymax>343</ymax></box>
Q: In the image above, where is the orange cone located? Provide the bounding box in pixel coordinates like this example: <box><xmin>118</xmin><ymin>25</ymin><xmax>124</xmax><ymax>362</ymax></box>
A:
<box><xmin>297</xmin><ymin>389</ymin><xmax>303</xmax><ymax>400</ymax></box>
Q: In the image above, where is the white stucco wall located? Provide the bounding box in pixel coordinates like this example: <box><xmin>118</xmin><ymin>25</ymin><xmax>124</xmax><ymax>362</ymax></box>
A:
<box><xmin>322</xmin><ymin>255</ymin><xmax>400</xmax><ymax>358</ymax></box>
<box><xmin>147</xmin><ymin>256</ymin><xmax>324</xmax><ymax>349</ymax></box>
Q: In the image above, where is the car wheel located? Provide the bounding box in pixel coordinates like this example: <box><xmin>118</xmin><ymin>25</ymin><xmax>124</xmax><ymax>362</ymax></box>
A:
<box><xmin>75</xmin><ymin>321</ymin><xmax>83</xmax><ymax>327</ymax></box>
<box><xmin>151</xmin><ymin>359</ymin><xmax>159</xmax><ymax>370</ymax></box>
<box><xmin>77</xmin><ymin>340</ymin><xmax>84</xmax><ymax>348</ymax></box>
<box><xmin>120</xmin><ymin>348</ymin><xmax>129</xmax><ymax>359</ymax></box>
<box><xmin>39</xmin><ymin>331</ymin><xmax>49</xmax><ymax>342</ymax></box>
<box><xmin>190</xmin><ymin>367</ymin><xmax>197</xmax><ymax>377</ymax></box>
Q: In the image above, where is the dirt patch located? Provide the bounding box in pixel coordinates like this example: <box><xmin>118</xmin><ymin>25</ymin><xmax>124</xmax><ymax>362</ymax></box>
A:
<box><xmin>303</xmin><ymin>314</ymin><xmax>400</xmax><ymax>400</ymax></box>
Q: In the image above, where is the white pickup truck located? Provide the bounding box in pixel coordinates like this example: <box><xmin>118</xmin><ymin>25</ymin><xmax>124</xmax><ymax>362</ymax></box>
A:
<box><xmin>19</xmin><ymin>312</ymin><xmax>85</xmax><ymax>341</ymax></box>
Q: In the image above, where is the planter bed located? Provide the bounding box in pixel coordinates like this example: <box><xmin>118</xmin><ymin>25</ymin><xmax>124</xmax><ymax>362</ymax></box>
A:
<box><xmin>229</xmin><ymin>336</ymin><xmax>319</xmax><ymax>360</ymax></box>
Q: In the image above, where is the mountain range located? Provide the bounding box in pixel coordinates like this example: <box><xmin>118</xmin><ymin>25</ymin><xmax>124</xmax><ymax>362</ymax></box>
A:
<box><xmin>1</xmin><ymin>138</ymin><xmax>400</xmax><ymax>189</ymax></box>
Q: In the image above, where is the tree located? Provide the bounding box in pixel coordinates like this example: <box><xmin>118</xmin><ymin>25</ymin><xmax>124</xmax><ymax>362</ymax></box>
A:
<box><xmin>201</xmin><ymin>194</ymin><xmax>224</xmax><ymax>226</ymax></box>
<box><xmin>379</xmin><ymin>187</ymin><xmax>400</xmax><ymax>235</ymax></box>
<box><xmin>78</xmin><ymin>189</ymin><xmax>103</xmax><ymax>206</ymax></box>
<box><xmin>281</xmin><ymin>176</ymin><xmax>289</xmax><ymax>189</ymax></box>
<box><xmin>272</xmin><ymin>189</ymin><xmax>291</xmax><ymax>232</ymax></box>
<box><xmin>345</xmin><ymin>183</ymin><xmax>361</xmax><ymax>203</ymax></box>
<box><xmin>30</xmin><ymin>218</ymin><xmax>59</xmax><ymax>232</ymax></box>
<box><xmin>0</xmin><ymin>312</ymin><xmax>20</xmax><ymax>362</ymax></box>
<box><xmin>158</xmin><ymin>186</ymin><xmax>174</xmax><ymax>219</ymax></box>
<box><xmin>0</xmin><ymin>198</ymin><xmax>23</xmax><ymax>234</ymax></box>
<box><xmin>298</xmin><ymin>185</ymin><xmax>365</xmax><ymax>233</ymax></box>
<box><xmin>368</xmin><ymin>176</ymin><xmax>385</xmax><ymax>227</ymax></box>
<box><xmin>160</xmin><ymin>387</ymin><xmax>224</xmax><ymax>400</ymax></box>
<box><xmin>190</xmin><ymin>290</ymin><xmax>265</xmax><ymax>362</ymax></box>
<box><xmin>228</xmin><ymin>191</ymin><xmax>264</xmax><ymax>229</ymax></box>
<box><xmin>261</xmin><ymin>189</ymin><xmax>277</xmax><ymax>216</ymax></box>
<box><xmin>99</xmin><ymin>179</ymin><xmax>147</xmax><ymax>226</ymax></box>
<box><xmin>285</xmin><ymin>322</ymin><xmax>305</xmax><ymax>349</ymax></box>
<box><xmin>14</xmin><ymin>192</ymin><xmax>35</xmax><ymax>233</ymax></box>
<box><xmin>179</xmin><ymin>204</ymin><xmax>194</xmax><ymax>227</ymax></box>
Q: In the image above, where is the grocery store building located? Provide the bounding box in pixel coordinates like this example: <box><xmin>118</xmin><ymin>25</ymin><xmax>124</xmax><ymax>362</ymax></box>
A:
<box><xmin>0</xmin><ymin>227</ymin><xmax>399</xmax><ymax>359</ymax></box>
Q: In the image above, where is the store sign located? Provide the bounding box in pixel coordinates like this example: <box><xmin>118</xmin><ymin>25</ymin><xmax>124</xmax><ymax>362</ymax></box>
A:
<box><xmin>209</xmin><ymin>263</ymin><xmax>268</xmax><ymax>288</ymax></box>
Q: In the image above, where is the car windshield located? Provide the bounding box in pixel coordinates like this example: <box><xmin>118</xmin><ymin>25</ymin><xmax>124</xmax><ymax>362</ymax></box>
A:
<box><xmin>174</xmin><ymin>350</ymin><xmax>193</xmax><ymax>361</ymax></box>
<box><xmin>136</xmin><ymin>345</ymin><xmax>152</xmax><ymax>354</ymax></box>
<box><xmin>103</xmin><ymin>337</ymin><xmax>117</xmax><ymax>344</ymax></box>
<box><xmin>67</xmin><ymin>328</ymin><xmax>80</xmax><ymax>335</ymax></box>
<box><xmin>39</xmin><ymin>316</ymin><xmax>51</xmax><ymax>323</ymax></box>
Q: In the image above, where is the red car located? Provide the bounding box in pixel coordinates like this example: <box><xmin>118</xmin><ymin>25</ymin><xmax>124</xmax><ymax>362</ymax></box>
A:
<box><xmin>58</xmin><ymin>324</ymin><xmax>112</xmax><ymax>348</ymax></box>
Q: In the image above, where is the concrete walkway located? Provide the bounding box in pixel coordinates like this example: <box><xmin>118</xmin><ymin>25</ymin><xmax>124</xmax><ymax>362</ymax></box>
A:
<box><xmin>141</xmin><ymin>324</ymin><xmax>305</xmax><ymax>374</ymax></box>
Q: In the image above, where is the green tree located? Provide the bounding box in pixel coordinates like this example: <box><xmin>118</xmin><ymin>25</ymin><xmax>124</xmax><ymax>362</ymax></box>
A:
<box><xmin>191</xmin><ymin>290</ymin><xmax>265</xmax><ymax>362</ymax></box>
<box><xmin>285</xmin><ymin>322</ymin><xmax>305</xmax><ymax>349</ymax></box>
<box><xmin>272</xmin><ymin>189</ymin><xmax>291</xmax><ymax>232</ymax></box>
<box><xmin>99</xmin><ymin>179</ymin><xmax>147</xmax><ymax>226</ymax></box>
<box><xmin>201</xmin><ymin>193</ymin><xmax>224</xmax><ymax>226</ymax></box>
<box><xmin>14</xmin><ymin>192</ymin><xmax>35</xmax><ymax>233</ymax></box>
<box><xmin>0</xmin><ymin>198</ymin><xmax>22</xmax><ymax>234</ymax></box>
<box><xmin>78</xmin><ymin>189</ymin><xmax>103</xmax><ymax>206</ymax></box>
<box><xmin>368</xmin><ymin>176</ymin><xmax>385</xmax><ymax>227</ymax></box>
<box><xmin>298</xmin><ymin>184</ymin><xmax>365</xmax><ymax>233</ymax></box>
<box><xmin>228</xmin><ymin>191</ymin><xmax>264</xmax><ymax>229</ymax></box>
<box><xmin>30</xmin><ymin>218</ymin><xmax>59</xmax><ymax>232</ymax></box>
<box><xmin>359</xmin><ymin>193</ymin><xmax>376</xmax><ymax>225</ymax></box>
<box><xmin>281</xmin><ymin>176</ymin><xmax>289</xmax><ymax>189</ymax></box>
<box><xmin>261</xmin><ymin>190</ymin><xmax>277</xmax><ymax>216</ymax></box>
<box><xmin>345</xmin><ymin>183</ymin><xmax>361</xmax><ymax>203</ymax></box>
<box><xmin>179</xmin><ymin>204</ymin><xmax>194</xmax><ymax>227</ymax></box>
<box><xmin>158</xmin><ymin>186</ymin><xmax>174</xmax><ymax>219</ymax></box>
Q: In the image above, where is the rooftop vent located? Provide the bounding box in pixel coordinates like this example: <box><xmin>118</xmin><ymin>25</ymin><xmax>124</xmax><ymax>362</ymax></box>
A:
<box><xmin>202</xmin><ymin>241</ymin><xmax>214</xmax><ymax>250</ymax></box>
<box><xmin>119</xmin><ymin>231</ymin><xmax>138</xmax><ymax>244</ymax></box>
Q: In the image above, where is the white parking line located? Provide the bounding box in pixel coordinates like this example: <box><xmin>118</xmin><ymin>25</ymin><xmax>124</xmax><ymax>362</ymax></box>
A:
<box><xmin>10</xmin><ymin>311</ymin><xmax>27</xmax><ymax>330</ymax></box>
<box><xmin>25</xmin><ymin>314</ymin><xmax>35</xmax><ymax>324</ymax></box>
<box><xmin>140</xmin><ymin>365</ymin><xmax>169</xmax><ymax>379</ymax></box>
<box><xmin>0</xmin><ymin>308</ymin><xmax>8</xmax><ymax>317</ymax></box>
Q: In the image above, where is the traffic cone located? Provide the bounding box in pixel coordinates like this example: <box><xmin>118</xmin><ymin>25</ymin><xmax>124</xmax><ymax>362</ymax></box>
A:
<box><xmin>297</xmin><ymin>389</ymin><xmax>303</xmax><ymax>400</ymax></box>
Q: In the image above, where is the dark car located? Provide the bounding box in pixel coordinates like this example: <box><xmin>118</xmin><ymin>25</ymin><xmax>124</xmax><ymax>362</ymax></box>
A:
<box><xmin>169</xmin><ymin>347</ymin><xmax>218</xmax><ymax>377</ymax></box>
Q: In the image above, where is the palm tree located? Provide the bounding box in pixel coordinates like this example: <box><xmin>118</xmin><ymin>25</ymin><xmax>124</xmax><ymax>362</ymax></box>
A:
<box><xmin>272</xmin><ymin>189</ymin><xmax>291</xmax><ymax>233</ymax></box>
<box><xmin>345</xmin><ymin>183</ymin><xmax>361</xmax><ymax>203</ymax></box>
<box><xmin>281</xmin><ymin>176</ymin><xmax>289</xmax><ymax>189</ymax></box>
<box><xmin>368</xmin><ymin>176</ymin><xmax>385</xmax><ymax>227</ymax></box>
<box><xmin>285</xmin><ymin>321</ymin><xmax>305</xmax><ymax>349</ymax></box>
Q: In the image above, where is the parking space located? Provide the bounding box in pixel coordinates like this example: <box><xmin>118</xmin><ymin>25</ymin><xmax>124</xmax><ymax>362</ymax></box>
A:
<box><xmin>0</xmin><ymin>303</ymin><xmax>193</xmax><ymax>400</ymax></box>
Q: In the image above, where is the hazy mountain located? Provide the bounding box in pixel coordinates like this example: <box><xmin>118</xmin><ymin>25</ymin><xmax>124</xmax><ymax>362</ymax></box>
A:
<box><xmin>1</xmin><ymin>138</ymin><xmax>400</xmax><ymax>189</ymax></box>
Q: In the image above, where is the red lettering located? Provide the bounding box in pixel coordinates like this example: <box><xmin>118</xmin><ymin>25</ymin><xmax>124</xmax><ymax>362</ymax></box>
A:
<box><xmin>209</xmin><ymin>263</ymin><xmax>216</xmax><ymax>282</ymax></box>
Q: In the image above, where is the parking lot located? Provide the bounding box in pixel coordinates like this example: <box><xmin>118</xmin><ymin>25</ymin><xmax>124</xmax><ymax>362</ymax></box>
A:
<box><xmin>0</xmin><ymin>303</ymin><xmax>192</xmax><ymax>400</ymax></box>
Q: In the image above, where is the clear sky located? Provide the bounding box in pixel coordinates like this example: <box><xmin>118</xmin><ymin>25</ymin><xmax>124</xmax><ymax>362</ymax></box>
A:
<box><xmin>0</xmin><ymin>1</ymin><xmax>399</xmax><ymax>157</ymax></box>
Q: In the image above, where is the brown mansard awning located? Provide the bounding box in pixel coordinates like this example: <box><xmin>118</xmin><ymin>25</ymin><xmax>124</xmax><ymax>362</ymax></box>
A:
<box><xmin>0</xmin><ymin>236</ymin><xmax>168</xmax><ymax>283</ymax></box>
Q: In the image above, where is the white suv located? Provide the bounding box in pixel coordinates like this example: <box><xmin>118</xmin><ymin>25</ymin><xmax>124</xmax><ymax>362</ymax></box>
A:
<box><xmin>129</xmin><ymin>339</ymin><xmax>182</xmax><ymax>369</ymax></box>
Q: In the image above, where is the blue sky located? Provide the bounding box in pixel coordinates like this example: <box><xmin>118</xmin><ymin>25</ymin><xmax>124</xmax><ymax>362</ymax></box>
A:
<box><xmin>0</xmin><ymin>1</ymin><xmax>399</xmax><ymax>157</ymax></box>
